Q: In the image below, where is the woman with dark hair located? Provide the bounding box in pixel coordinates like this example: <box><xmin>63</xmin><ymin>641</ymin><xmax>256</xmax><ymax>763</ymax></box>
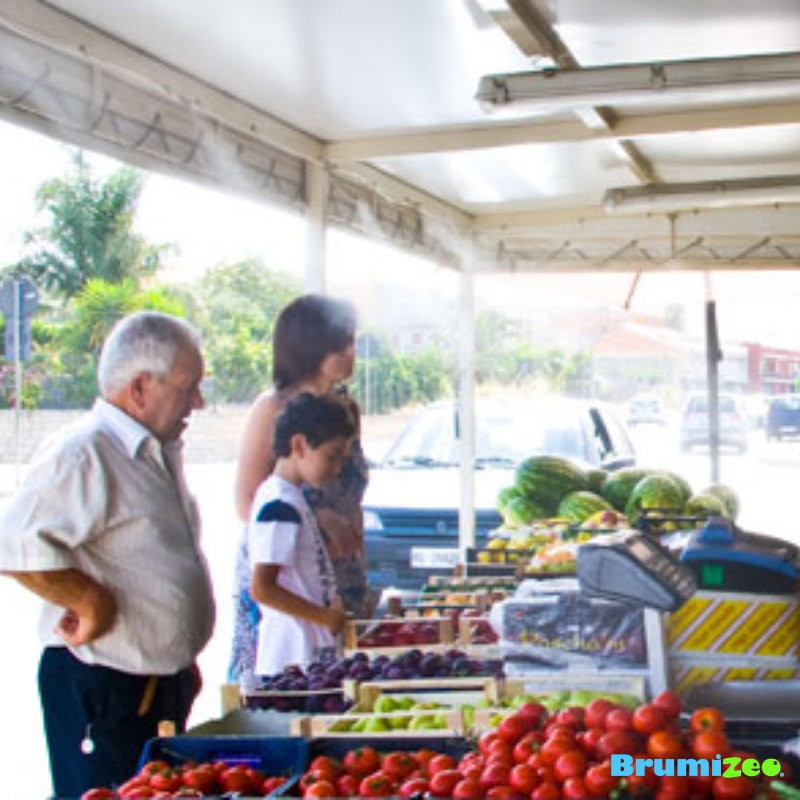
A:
<box><xmin>228</xmin><ymin>294</ymin><xmax>373</xmax><ymax>681</ymax></box>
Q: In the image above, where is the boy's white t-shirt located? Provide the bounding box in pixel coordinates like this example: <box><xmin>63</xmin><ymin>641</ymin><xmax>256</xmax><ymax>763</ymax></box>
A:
<box><xmin>248</xmin><ymin>474</ymin><xmax>338</xmax><ymax>675</ymax></box>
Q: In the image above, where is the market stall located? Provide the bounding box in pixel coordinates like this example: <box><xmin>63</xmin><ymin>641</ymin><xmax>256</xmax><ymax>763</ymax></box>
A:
<box><xmin>77</xmin><ymin>457</ymin><xmax>800</xmax><ymax>800</ymax></box>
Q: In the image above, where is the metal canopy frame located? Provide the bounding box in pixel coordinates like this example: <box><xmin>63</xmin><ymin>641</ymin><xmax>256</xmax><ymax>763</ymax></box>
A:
<box><xmin>3</xmin><ymin>0</ymin><xmax>800</xmax><ymax>273</ymax></box>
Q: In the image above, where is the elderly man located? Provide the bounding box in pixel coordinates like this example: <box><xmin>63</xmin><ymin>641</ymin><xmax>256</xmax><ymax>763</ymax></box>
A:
<box><xmin>0</xmin><ymin>311</ymin><xmax>215</xmax><ymax>798</ymax></box>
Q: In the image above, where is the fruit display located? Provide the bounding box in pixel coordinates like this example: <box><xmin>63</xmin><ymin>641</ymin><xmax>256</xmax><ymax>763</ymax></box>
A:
<box><xmin>285</xmin><ymin>692</ymin><xmax>796</xmax><ymax>798</ymax></box>
<box><xmin>347</xmin><ymin>617</ymin><xmax>453</xmax><ymax>650</ymax></box>
<box><xmin>498</xmin><ymin>454</ymin><xmax>740</xmax><ymax>533</ymax></box>
<box><xmin>78</xmin><ymin>737</ymin><xmax>305</xmax><ymax>798</ymax></box>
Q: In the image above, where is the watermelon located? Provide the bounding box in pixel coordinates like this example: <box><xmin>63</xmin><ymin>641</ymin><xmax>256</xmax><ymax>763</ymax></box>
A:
<box><xmin>601</xmin><ymin>467</ymin><xmax>651</xmax><ymax>512</ymax></box>
<box><xmin>625</xmin><ymin>474</ymin><xmax>685</xmax><ymax>522</ymax></box>
<box><xmin>514</xmin><ymin>455</ymin><xmax>588</xmax><ymax>515</ymax></box>
<box><xmin>585</xmin><ymin>468</ymin><xmax>608</xmax><ymax>495</ymax></box>
<box><xmin>557</xmin><ymin>490</ymin><xmax>613</xmax><ymax>524</ymax></box>
<box><xmin>497</xmin><ymin>486</ymin><xmax>519</xmax><ymax>516</ymax></box>
<box><xmin>685</xmin><ymin>493</ymin><xmax>727</xmax><ymax>520</ymax></box>
<box><xmin>703</xmin><ymin>483</ymin><xmax>740</xmax><ymax>520</ymax></box>
<box><xmin>654</xmin><ymin>470</ymin><xmax>693</xmax><ymax>505</ymax></box>
<box><xmin>504</xmin><ymin>495</ymin><xmax>549</xmax><ymax>527</ymax></box>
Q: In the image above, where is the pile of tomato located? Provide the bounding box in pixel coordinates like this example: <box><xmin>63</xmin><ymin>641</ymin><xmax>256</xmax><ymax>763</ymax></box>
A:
<box><xmin>298</xmin><ymin>690</ymin><xmax>792</xmax><ymax>799</ymax></box>
<box><xmin>80</xmin><ymin>759</ymin><xmax>289</xmax><ymax>798</ymax></box>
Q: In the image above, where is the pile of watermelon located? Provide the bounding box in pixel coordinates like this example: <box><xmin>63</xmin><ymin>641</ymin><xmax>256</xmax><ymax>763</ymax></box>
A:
<box><xmin>497</xmin><ymin>455</ymin><xmax>739</xmax><ymax>531</ymax></box>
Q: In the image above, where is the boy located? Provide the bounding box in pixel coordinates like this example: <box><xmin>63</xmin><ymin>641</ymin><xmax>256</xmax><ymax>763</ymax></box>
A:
<box><xmin>249</xmin><ymin>392</ymin><xmax>355</xmax><ymax>673</ymax></box>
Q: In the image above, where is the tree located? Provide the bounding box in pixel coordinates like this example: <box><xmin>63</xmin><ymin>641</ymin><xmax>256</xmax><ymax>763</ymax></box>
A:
<box><xmin>193</xmin><ymin>259</ymin><xmax>300</xmax><ymax>401</ymax></box>
<box><xmin>10</xmin><ymin>151</ymin><xmax>170</xmax><ymax>298</ymax></box>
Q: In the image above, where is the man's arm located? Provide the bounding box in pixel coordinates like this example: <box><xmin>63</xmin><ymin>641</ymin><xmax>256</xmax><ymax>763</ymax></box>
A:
<box><xmin>4</xmin><ymin>568</ymin><xmax>117</xmax><ymax>646</ymax></box>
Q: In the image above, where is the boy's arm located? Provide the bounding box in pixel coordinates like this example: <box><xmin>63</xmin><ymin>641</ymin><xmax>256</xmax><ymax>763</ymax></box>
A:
<box><xmin>250</xmin><ymin>564</ymin><xmax>347</xmax><ymax>634</ymax></box>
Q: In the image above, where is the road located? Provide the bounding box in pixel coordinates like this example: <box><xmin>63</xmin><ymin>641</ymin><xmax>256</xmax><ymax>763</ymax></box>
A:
<box><xmin>2</xmin><ymin>421</ymin><xmax>799</xmax><ymax>798</ymax></box>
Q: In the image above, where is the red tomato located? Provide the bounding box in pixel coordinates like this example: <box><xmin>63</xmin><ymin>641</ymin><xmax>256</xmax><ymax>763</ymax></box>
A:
<box><xmin>512</xmin><ymin>731</ymin><xmax>543</xmax><ymax>763</ymax></box>
<box><xmin>515</xmin><ymin>701</ymin><xmax>548</xmax><ymax>728</ymax></box>
<box><xmin>584</xmin><ymin>697</ymin><xmax>615</xmax><ymax>729</ymax></box>
<box><xmin>139</xmin><ymin>761</ymin><xmax>171</xmax><ymax>779</ymax></box>
<box><xmin>309</xmin><ymin>756</ymin><xmax>343</xmax><ymax>782</ymax></box>
<box><xmin>359</xmin><ymin>771</ymin><xmax>396</xmax><ymax>798</ymax></box>
<box><xmin>149</xmin><ymin>769</ymin><xmax>183</xmax><ymax>793</ymax></box>
<box><xmin>712</xmin><ymin>775</ymin><xmax>756</xmax><ymax>799</ymax></box>
<box><xmin>656</xmin><ymin>774</ymin><xmax>690</xmax><ymax>798</ymax></box>
<box><xmin>219</xmin><ymin>765</ymin><xmax>257</xmax><ymax>795</ymax></box>
<box><xmin>508</xmin><ymin>763</ymin><xmax>540</xmax><ymax>794</ymax></box>
<box><xmin>428</xmin><ymin>768</ymin><xmax>462</xmax><ymax>797</ymax></box>
<box><xmin>117</xmin><ymin>776</ymin><xmax>152</xmax><ymax>797</ymax></box>
<box><xmin>486</xmin><ymin>786</ymin><xmax>527</xmax><ymax>800</ymax></box>
<box><xmin>539</xmin><ymin>737</ymin><xmax>575</xmax><ymax>766</ymax></box>
<box><xmin>652</xmin><ymin>689</ymin><xmax>682</xmax><ymax>719</ymax></box>
<box><xmin>479</xmin><ymin>730</ymin><xmax>503</xmax><ymax>755</ymax></box>
<box><xmin>452</xmin><ymin>778</ymin><xmax>484</xmax><ymax>800</ymax></box>
<box><xmin>647</xmin><ymin>729</ymin><xmax>685</xmax><ymax>759</ymax></box>
<box><xmin>531</xmin><ymin>782</ymin><xmax>561</xmax><ymax>800</ymax></box>
<box><xmin>181</xmin><ymin>764</ymin><xmax>217</xmax><ymax>795</ymax></box>
<box><xmin>382</xmin><ymin>751</ymin><xmax>418</xmax><ymax>781</ymax></box>
<box><xmin>553</xmin><ymin>749</ymin><xmax>587</xmax><ymax>783</ymax></box>
<box><xmin>335</xmin><ymin>772</ymin><xmax>361</xmax><ymax>796</ymax></box>
<box><xmin>556</xmin><ymin>706</ymin><xmax>585</xmax><ymax>728</ymax></box>
<box><xmin>304</xmin><ymin>779</ymin><xmax>338</xmax><ymax>798</ymax></box>
<box><xmin>428</xmin><ymin>753</ymin><xmax>458</xmax><ymax>774</ymax></box>
<box><xmin>690</xmin><ymin>706</ymin><xmax>726</xmax><ymax>733</ymax></box>
<box><xmin>397</xmin><ymin>776</ymin><xmax>429</xmax><ymax>797</ymax></box>
<box><xmin>597</xmin><ymin>729</ymin><xmax>641</xmax><ymax>759</ymax></box>
<box><xmin>561</xmin><ymin>776</ymin><xmax>594</xmax><ymax>799</ymax></box>
<box><xmin>479</xmin><ymin>761</ymin><xmax>511</xmax><ymax>790</ymax></box>
<box><xmin>497</xmin><ymin>713</ymin><xmax>529</xmax><ymax>743</ymax></box>
<box><xmin>692</xmin><ymin>729</ymin><xmax>730</xmax><ymax>760</ymax></box>
<box><xmin>584</xmin><ymin>760</ymin><xmax>618</xmax><ymax>796</ymax></box>
<box><xmin>576</xmin><ymin>726</ymin><xmax>604</xmax><ymax>757</ymax></box>
<box><xmin>604</xmin><ymin>706</ymin><xmax>634</xmax><ymax>731</ymax></box>
<box><xmin>414</xmin><ymin>748</ymin><xmax>438</xmax><ymax>769</ymax></box>
<box><xmin>343</xmin><ymin>746</ymin><xmax>381</xmax><ymax>777</ymax></box>
<box><xmin>80</xmin><ymin>790</ymin><xmax>117</xmax><ymax>800</ymax></box>
<box><xmin>485</xmin><ymin>739</ymin><xmax>513</xmax><ymax>765</ymax></box>
<box><xmin>632</xmin><ymin>702</ymin><xmax>668</xmax><ymax>735</ymax></box>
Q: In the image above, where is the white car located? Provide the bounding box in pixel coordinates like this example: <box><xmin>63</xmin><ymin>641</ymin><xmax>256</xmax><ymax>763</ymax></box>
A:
<box><xmin>363</xmin><ymin>395</ymin><xmax>636</xmax><ymax>589</ymax></box>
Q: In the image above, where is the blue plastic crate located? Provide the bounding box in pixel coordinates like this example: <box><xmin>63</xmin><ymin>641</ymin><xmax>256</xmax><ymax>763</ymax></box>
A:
<box><xmin>138</xmin><ymin>734</ymin><xmax>307</xmax><ymax>789</ymax></box>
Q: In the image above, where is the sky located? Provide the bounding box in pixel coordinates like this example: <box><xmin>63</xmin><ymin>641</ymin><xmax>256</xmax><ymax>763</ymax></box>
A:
<box><xmin>1</xmin><ymin>117</ymin><xmax>798</xmax><ymax>349</ymax></box>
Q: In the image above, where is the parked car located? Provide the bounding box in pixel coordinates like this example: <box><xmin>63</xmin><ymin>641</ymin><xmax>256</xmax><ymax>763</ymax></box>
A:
<box><xmin>679</xmin><ymin>392</ymin><xmax>748</xmax><ymax>453</ymax></box>
<box><xmin>363</xmin><ymin>395</ymin><xmax>636</xmax><ymax>589</ymax></box>
<box><xmin>627</xmin><ymin>393</ymin><xmax>667</xmax><ymax>426</ymax></box>
<box><xmin>766</xmin><ymin>394</ymin><xmax>800</xmax><ymax>440</ymax></box>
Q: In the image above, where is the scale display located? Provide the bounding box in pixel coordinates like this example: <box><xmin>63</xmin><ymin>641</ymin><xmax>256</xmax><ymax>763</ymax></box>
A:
<box><xmin>577</xmin><ymin>530</ymin><xmax>697</xmax><ymax>611</ymax></box>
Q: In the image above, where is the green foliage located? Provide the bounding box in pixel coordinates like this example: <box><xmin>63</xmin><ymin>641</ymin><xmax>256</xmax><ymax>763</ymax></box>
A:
<box><xmin>192</xmin><ymin>259</ymin><xmax>300</xmax><ymax>400</ymax></box>
<box><xmin>353</xmin><ymin>341</ymin><xmax>452</xmax><ymax>414</ymax></box>
<box><xmin>12</xmin><ymin>151</ymin><xmax>171</xmax><ymax>298</ymax></box>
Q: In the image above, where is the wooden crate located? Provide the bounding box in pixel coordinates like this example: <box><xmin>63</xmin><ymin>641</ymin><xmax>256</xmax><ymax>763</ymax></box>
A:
<box><xmin>290</xmin><ymin>707</ymin><xmax>464</xmax><ymax>737</ymax></box>
<box><xmin>344</xmin><ymin>615</ymin><xmax>454</xmax><ymax>651</ymax></box>
<box><xmin>457</xmin><ymin>615</ymin><xmax>499</xmax><ymax>646</ymax></box>
<box><xmin>353</xmin><ymin>676</ymin><xmax>501</xmax><ymax>711</ymax></box>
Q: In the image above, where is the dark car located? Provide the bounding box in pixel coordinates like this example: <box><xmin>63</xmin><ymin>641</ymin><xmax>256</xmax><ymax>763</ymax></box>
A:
<box><xmin>766</xmin><ymin>394</ymin><xmax>800</xmax><ymax>440</ymax></box>
<box><xmin>363</xmin><ymin>395</ymin><xmax>636</xmax><ymax>590</ymax></box>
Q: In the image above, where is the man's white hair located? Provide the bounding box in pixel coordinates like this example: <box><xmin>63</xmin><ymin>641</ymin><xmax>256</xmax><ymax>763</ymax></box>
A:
<box><xmin>97</xmin><ymin>311</ymin><xmax>201</xmax><ymax>397</ymax></box>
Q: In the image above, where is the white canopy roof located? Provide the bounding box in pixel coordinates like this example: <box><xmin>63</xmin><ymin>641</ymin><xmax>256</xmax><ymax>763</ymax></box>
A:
<box><xmin>2</xmin><ymin>0</ymin><xmax>800</xmax><ymax>273</ymax></box>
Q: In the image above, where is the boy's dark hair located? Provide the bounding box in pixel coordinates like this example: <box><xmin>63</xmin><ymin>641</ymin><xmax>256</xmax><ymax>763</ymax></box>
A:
<box><xmin>272</xmin><ymin>294</ymin><xmax>356</xmax><ymax>390</ymax></box>
<box><xmin>273</xmin><ymin>392</ymin><xmax>356</xmax><ymax>458</ymax></box>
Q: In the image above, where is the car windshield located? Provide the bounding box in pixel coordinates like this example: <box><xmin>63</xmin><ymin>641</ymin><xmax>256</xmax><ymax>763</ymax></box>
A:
<box><xmin>382</xmin><ymin>400</ymin><xmax>587</xmax><ymax>467</ymax></box>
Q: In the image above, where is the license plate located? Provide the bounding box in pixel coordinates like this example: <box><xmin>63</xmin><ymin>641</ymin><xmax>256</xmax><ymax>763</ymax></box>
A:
<box><xmin>410</xmin><ymin>547</ymin><xmax>460</xmax><ymax>569</ymax></box>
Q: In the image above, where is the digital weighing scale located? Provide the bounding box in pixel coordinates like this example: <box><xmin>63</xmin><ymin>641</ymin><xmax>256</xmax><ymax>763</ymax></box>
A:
<box><xmin>576</xmin><ymin>529</ymin><xmax>697</xmax><ymax>611</ymax></box>
<box><xmin>680</xmin><ymin>516</ymin><xmax>800</xmax><ymax>593</ymax></box>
